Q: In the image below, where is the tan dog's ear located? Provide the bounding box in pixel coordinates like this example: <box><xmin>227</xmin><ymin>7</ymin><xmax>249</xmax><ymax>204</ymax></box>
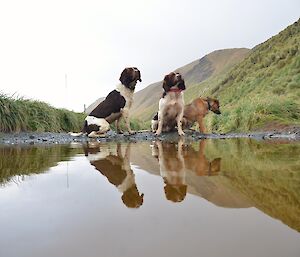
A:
<box><xmin>120</xmin><ymin>68</ymin><xmax>131</xmax><ymax>86</ymax></box>
<box><xmin>210</xmin><ymin>158</ymin><xmax>221</xmax><ymax>174</ymax></box>
<box><xmin>162</xmin><ymin>74</ymin><xmax>171</xmax><ymax>92</ymax></box>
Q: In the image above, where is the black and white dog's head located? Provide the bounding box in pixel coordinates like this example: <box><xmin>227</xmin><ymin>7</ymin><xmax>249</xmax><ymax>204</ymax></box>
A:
<box><xmin>119</xmin><ymin>67</ymin><xmax>142</xmax><ymax>91</ymax></box>
<box><xmin>162</xmin><ymin>72</ymin><xmax>186</xmax><ymax>94</ymax></box>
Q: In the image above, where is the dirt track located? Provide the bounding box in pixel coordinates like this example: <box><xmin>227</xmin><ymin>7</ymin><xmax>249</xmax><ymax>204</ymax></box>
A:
<box><xmin>0</xmin><ymin>128</ymin><xmax>299</xmax><ymax>145</ymax></box>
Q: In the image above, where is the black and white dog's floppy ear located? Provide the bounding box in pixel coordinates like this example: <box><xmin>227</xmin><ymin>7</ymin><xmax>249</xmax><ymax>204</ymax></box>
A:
<box><xmin>162</xmin><ymin>74</ymin><xmax>171</xmax><ymax>92</ymax></box>
<box><xmin>120</xmin><ymin>68</ymin><xmax>131</xmax><ymax>87</ymax></box>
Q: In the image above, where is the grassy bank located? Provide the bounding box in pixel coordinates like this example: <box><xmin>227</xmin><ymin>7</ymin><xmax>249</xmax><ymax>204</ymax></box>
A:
<box><xmin>0</xmin><ymin>93</ymin><xmax>85</xmax><ymax>133</ymax></box>
<box><xmin>201</xmin><ymin>19</ymin><xmax>300</xmax><ymax>132</ymax></box>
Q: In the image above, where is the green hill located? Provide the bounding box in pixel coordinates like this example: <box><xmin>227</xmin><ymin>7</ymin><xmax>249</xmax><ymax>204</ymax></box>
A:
<box><xmin>199</xmin><ymin>18</ymin><xmax>300</xmax><ymax>132</ymax></box>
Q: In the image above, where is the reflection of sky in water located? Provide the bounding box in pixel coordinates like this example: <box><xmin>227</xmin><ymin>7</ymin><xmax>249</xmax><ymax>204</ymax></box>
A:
<box><xmin>0</xmin><ymin>141</ymin><xmax>299</xmax><ymax>257</ymax></box>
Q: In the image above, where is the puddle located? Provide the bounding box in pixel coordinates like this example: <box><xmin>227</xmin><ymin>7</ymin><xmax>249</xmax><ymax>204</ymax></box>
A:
<box><xmin>0</xmin><ymin>139</ymin><xmax>299</xmax><ymax>257</ymax></box>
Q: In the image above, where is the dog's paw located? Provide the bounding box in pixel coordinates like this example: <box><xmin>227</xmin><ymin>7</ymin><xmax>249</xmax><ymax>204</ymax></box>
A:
<box><xmin>129</xmin><ymin>130</ymin><xmax>136</xmax><ymax>135</ymax></box>
<box><xmin>117</xmin><ymin>130</ymin><xmax>124</xmax><ymax>134</ymax></box>
<box><xmin>178</xmin><ymin>131</ymin><xmax>185</xmax><ymax>136</ymax></box>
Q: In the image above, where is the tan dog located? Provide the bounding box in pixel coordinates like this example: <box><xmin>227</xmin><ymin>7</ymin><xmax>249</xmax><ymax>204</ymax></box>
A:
<box><xmin>183</xmin><ymin>97</ymin><xmax>221</xmax><ymax>133</ymax></box>
<box><xmin>182</xmin><ymin>140</ymin><xmax>221</xmax><ymax>176</ymax></box>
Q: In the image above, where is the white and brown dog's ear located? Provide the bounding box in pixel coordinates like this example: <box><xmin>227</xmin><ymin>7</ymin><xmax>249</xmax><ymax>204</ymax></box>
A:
<box><xmin>120</xmin><ymin>68</ymin><xmax>132</xmax><ymax>87</ymax></box>
<box><xmin>162</xmin><ymin>73</ymin><xmax>174</xmax><ymax>92</ymax></box>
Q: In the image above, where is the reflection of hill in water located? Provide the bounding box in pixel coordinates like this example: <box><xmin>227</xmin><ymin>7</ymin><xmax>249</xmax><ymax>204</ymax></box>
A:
<box><xmin>210</xmin><ymin>139</ymin><xmax>300</xmax><ymax>232</ymax></box>
<box><xmin>131</xmin><ymin>140</ymin><xmax>300</xmax><ymax>232</ymax></box>
<box><xmin>131</xmin><ymin>142</ymin><xmax>252</xmax><ymax>208</ymax></box>
<box><xmin>0</xmin><ymin>145</ymin><xmax>81</xmax><ymax>185</ymax></box>
<box><xmin>185</xmin><ymin>175</ymin><xmax>252</xmax><ymax>208</ymax></box>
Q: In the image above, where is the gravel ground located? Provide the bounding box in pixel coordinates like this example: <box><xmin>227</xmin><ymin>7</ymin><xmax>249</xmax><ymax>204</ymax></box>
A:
<box><xmin>0</xmin><ymin>128</ymin><xmax>299</xmax><ymax>145</ymax></box>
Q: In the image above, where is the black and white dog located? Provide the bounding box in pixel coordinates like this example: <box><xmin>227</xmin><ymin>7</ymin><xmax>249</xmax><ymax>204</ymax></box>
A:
<box><xmin>83</xmin><ymin>142</ymin><xmax>144</xmax><ymax>208</ymax></box>
<box><xmin>72</xmin><ymin>67</ymin><xmax>141</xmax><ymax>137</ymax></box>
<box><xmin>152</xmin><ymin>72</ymin><xmax>186</xmax><ymax>136</ymax></box>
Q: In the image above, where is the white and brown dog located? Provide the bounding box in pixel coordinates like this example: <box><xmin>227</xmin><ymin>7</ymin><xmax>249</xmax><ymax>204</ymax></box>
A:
<box><xmin>72</xmin><ymin>67</ymin><xmax>141</xmax><ymax>137</ymax></box>
<box><xmin>152</xmin><ymin>72</ymin><xmax>186</xmax><ymax>136</ymax></box>
<box><xmin>151</xmin><ymin>139</ymin><xmax>187</xmax><ymax>202</ymax></box>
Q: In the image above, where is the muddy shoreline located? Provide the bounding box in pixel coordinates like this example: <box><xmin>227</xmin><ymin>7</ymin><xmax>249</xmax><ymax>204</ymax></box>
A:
<box><xmin>0</xmin><ymin>129</ymin><xmax>299</xmax><ymax>145</ymax></box>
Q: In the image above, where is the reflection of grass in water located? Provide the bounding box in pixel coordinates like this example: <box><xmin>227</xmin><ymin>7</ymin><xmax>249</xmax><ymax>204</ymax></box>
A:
<box><xmin>0</xmin><ymin>145</ymin><xmax>81</xmax><ymax>185</ymax></box>
<box><xmin>205</xmin><ymin>139</ymin><xmax>300</xmax><ymax>232</ymax></box>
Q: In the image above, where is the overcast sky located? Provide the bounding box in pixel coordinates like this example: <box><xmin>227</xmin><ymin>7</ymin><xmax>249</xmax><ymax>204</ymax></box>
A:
<box><xmin>0</xmin><ymin>0</ymin><xmax>299</xmax><ymax>112</ymax></box>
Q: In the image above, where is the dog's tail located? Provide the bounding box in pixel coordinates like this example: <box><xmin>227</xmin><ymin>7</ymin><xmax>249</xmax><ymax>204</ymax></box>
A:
<box><xmin>151</xmin><ymin>112</ymin><xmax>159</xmax><ymax>132</ymax></box>
<box><xmin>69</xmin><ymin>120</ymin><xmax>87</xmax><ymax>137</ymax></box>
<box><xmin>68</xmin><ymin>132</ymin><xmax>84</xmax><ymax>137</ymax></box>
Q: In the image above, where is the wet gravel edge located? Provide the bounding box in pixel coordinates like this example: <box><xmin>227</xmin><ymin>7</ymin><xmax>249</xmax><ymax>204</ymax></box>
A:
<box><xmin>0</xmin><ymin>129</ymin><xmax>299</xmax><ymax>146</ymax></box>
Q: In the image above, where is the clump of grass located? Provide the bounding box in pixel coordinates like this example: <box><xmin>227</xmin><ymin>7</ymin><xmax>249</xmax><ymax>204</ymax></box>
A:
<box><xmin>0</xmin><ymin>93</ymin><xmax>27</xmax><ymax>132</ymax></box>
<box><xmin>0</xmin><ymin>93</ymin><xmax>85</xmax><ymax>133</ymax></box>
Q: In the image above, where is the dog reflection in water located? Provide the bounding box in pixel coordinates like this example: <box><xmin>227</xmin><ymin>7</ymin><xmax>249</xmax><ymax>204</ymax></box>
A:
<box><xmin>83</xmin><ymin>142</ymin><xmax>144</xmax><ymax>208</ymax></box>
<box><xmin>183</xmin><ymin>140</ymin><xmax>221</xmax><ymax>176</ymax></box>
<box><xmin>151</xmin><ymin>139</ymin><xmax>221</xmax><ymax>203</ymax></box>
<box><xmin>152</xmin><ymin>140</ymin><xmax>187</xmax><ymax>203</ymax></box>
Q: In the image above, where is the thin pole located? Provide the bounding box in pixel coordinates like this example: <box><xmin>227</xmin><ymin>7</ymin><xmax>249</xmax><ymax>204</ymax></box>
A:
<box><xmin>65</xmin><ymin>73</ymin><xmax>68</xmax><ymax>110</ymax></box>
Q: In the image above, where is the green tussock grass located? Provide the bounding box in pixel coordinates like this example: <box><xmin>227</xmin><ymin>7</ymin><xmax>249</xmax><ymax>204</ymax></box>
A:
<box><xmin>0</xmin><ymin>93</ymin><xmax>85</xmax><ymax>133</ymax></box>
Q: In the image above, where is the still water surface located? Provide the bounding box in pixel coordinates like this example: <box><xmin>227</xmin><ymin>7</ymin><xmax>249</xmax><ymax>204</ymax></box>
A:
<box><xmin>0</xmin><ymin>139</ymin><xmax>299</xmax><ymax>257</ymax></box>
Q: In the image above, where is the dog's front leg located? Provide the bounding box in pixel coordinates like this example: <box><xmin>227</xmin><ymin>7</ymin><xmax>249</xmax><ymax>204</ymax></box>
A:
<box><xmin>155</xmin><ymin>110</ymin><xmax>164</xmax><ymax>136</ymax></box>
<box><xmin>115</xmin><ymin>117</ymin><xmax>123</xmax><ymax>134</ymax></box>
<box><xmin>176</xmin><ymin>108</ymin><xmax>185</xmax><ymax>136</ymax></box>
<box><xmin>117</xmin><ymin>143</ymin><xmax>123</xmax><ymax>157</ymax></box>
<box><xmin>197</xmin><ymin>116</ymin><xmax>206</xmax><ymax>133</ymax></box>
<box><xmin>122</xmin><ymin>109</ymin><xmax>135</xmax><ymax>135</ymax></box>
<box><xmin>155</xmin><ymin>99</ymin><xmax>166</xmax><ymax>136</ymax></box>
<box><xmin>155</xmin><ymin>140</ymin><xmax>164</xmax><ymax>162</ymax></box>
<box><xmin>123</xmin><ymin>143</ymin><xmax>131</xmax><ymax>169</ymax></box>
